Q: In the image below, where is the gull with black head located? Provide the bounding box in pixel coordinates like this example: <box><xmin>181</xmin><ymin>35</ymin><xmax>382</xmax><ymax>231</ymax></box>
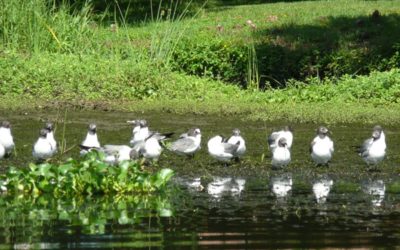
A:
<box><xmin>45</xmin><ymin>122</ymin><xmax>57</xmax><ymax>155</ymax></box>
<box><xmin>358</xmin><ymin>125</ymin><xmax>386</xmax><ymax>165</ymax></box>
<box><xmin>33</xmin><ymin>128</ymin><xmax>55</xmax><ymax>161</ymax></box>
<box><xmin>80</xmin><ymin>123</ymin><xmax>101</xmax><ymax>155</ymax></box>
<box><xmin>127</xmin><ymin>119</ymin><xmax>173</xmax><ymax>147</ymax></box>
<box><xmin>227</xmin><ymin>128</ymin><xmax>246</xmax><ymax>160</ymax></box>
<box><xmin>128</xmin><ymin>119</ymin><xmax>149</xmax><ymax>147</ymax></box>
<box><xmin>267</xmin><ymin>126</ymin><xmax>293</xmax><ymax>153</ymax></box>
<box><xmin>271</xmin><ymin>137</ymin><xmax>291</xmax><ymax>169</ymax></box>
<box><xmin>310</xmin><ymin>126</ymin><xmax>334</xmax><ymax>166</ymax></box>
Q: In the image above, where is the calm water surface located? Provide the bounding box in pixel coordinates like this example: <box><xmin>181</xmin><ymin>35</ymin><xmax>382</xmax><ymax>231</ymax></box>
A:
<box><xmin>0</xmin><ymin>110</ymin><xmax>400</xmax><ymax>249</ymax></box>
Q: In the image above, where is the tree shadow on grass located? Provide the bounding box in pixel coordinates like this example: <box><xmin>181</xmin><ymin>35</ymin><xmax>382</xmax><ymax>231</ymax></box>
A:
<box><xmin>252</xmin><ymin>12</ymin><xmax>400</xmax><ymax>87</ymax></box>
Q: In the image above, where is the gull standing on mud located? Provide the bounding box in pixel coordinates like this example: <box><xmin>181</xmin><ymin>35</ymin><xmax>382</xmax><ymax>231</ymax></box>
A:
<box><xmin>131</xmin><ymin>134</ymin><xmax>165</xmax><ymax>161</ymax></box>
<box><xmin>267</xmin><ymin>126</ymin><xmax>293</xmax><ymax>153</ymax></box>
<box><xmin>207</xmin><ymin>135</ymin><xmax>240</xmax><ymax>162</ymax></box>
<box><xmin>0</xmin><ymin>121</ymin><xmax>15</xmax><ymax>157</ymax></box>
<box><xmin>128</xmin><ymin>119</ymin><xmax>149</xmax><ymax>147</ymax></box>
<box><xmin>170</xmin><ymin>128</ymin><xmax>201</xmax><ymax>157</ymax></box>
<box><xmin>358</xmin><ymin>125</ymin><xmax>386</xmax><ymax>165</ymax></box>
<box><xmin>33</xmin><ymin>129</ymin><xmax>55</xmax><ymax>161</ymax></box>
<box><xmin>127</xmin><ymin>119</ymin><xmax>173</xmax><ymax>147</ymax></box>
<box><xmin>80</xmin><ymin>123</ymin><xmax>101</xmax><ymax>155</ymax></box>
<box><xmin>271</xmin><ymin>137</ymin><xmax>291</xmax><ymax>168</ymax></box>
<box><xmin>227</xmin><ymin>128</ymin><xmax>246</xmax><ymax>159</ymax></box>
<box><xmin>310</xmin><ymin>126</ymin><xmax>334</xmax><ymax>165</ymax></box>
<box><xmin>45</xmin><ymin>122</ymin><xmax>57</xmax><ymax>155</ymax></box>
<box><xmin>102</xmin><ymin>144</ymin><xmax>136</xmax><ymax>165</ymax></box>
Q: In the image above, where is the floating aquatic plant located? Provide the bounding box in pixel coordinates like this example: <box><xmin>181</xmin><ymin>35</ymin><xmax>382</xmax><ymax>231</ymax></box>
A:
<box><xmin>0</xmin><ymin>151</ymin><xmax>174</xmax><ymax>197</ymax></box>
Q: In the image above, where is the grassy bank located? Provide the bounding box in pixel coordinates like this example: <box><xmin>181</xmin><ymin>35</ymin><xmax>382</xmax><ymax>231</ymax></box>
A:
<box><xmin>1</xmin><ymin>53</ymin><xmax>400</xmax><ymax>124</ymax></box>
<box><xmin>1</xmin><ymin>0</ymin><xmax>400</xmax><ymax>124</ymax></box>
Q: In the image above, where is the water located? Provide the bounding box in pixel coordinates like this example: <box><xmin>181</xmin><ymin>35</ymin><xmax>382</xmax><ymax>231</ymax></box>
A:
<box><xmin>0</xmin><ymin>110</ymin><xmax>400</xmax><ymax>249</ymax></box>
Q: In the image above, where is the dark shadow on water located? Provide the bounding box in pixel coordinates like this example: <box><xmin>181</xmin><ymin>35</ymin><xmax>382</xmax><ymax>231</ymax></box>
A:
<box><xmin>252</xmin><ymin>13</ymin><xmax>400</xmax><ymax>87</ymax></box>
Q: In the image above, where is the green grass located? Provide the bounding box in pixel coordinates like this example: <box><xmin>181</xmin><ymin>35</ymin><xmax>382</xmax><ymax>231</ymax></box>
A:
<box><xmin>1</xmin><ymin>0</ymin><xmax>400</xmax><ymax>124</ymax></box>
<box><xmin>106</xmin><ymin>0</ymin><xmax>400</xmax><ymax>85</ymax></box>
<box><xmin>1</xmin><ymin>52</ymin><xmax>400</xmax><ymax>124</ymax></box>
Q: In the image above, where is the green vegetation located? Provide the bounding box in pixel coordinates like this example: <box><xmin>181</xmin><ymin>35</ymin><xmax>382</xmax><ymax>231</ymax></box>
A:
<box><xmin>1</xmin><ymin>0</ymin><xmax>400</xmax><ymax>123</ymax></box>
<box><xmin>0</xmin><ymin>151</ymin><xmax>174</xmax><ymax>197</ymax></box>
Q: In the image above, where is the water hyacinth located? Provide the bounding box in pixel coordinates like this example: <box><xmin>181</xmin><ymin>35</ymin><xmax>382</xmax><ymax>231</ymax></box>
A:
<box><xmin>0</xmin><ymin>151</ymin><xmax>174</xmax><ymax>197</ymax></box>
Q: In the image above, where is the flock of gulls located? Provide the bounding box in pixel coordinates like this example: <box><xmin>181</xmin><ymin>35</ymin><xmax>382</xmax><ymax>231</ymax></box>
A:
<box><xmin>0</xmin><ymin>120</ymin><xmax>387</xmax><ymax>167</ymax></box>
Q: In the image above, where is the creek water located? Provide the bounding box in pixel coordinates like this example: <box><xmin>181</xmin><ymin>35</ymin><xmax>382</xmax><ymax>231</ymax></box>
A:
<box><xmin>0</xmin><ymin>110</ymin><xmax>400</xmax><ymax>249</ymax></box>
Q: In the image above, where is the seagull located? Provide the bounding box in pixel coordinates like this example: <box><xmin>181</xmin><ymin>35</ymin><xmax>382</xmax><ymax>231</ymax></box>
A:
<box><xmin>227</xmin><ymin>128</ymin><xmax>246</xmax><ymax>159</ymax></box>
<box><xmin>207</xmin><ymin>135</ymin><xmax>240</xmax><ymax>162</ymax></box>
<box><xmin>80</xmin><ymin>123</ymin><xmax>101</xmax><ymax>155</ymax></box>
<box><xmin>127</xmin><ymin>119</ymin><xmax>173</xmax><ymax>148</ymax></box>
<box><xmin>131</xmin><ymin>134</ymin><xmax>164</xmax><ymax>161</ymax></box>
<box><xmin>33</xmin><ymin>129</ymin><xmax>54</xmax><ymax>161</ymax></box>
<box><xmin>128</xmin><ymin>119</ymin><xmax>149</xmax><ymax>147</ymax></box>
<box><xmin>102</xmin><ymin>144</ymin><xmax>136</xmax><ymax>165</ymax></box>
<box><xmin>310</xmin><ymin>126</ymin><xmax>334</xmax><ymax>165</ymax></box>
<box><xmin>267</xmin><ymin>126</ymin><xmax>293</xmax><ymax>152</ymax></box>
<box><xmin>0</xmin><ymin>121</ymin><xmax>15</xmax><ymax>157</ymax></box>
<box><xmin>45</xmin><ymin>122</ymin><xmax>57</xmax><ymax>154</ymax></box>
<box><xmin>358</xmin><ymin>125</ymin><xmax>386</xmax><ymax>165</ymax></box>
<box><xmin>313</xmin><ymin>179</ymin><xmax>333</xmax><ymax>204</ymax></box>
<box><xmin>170</xmin><ymin>128</ymin><xmax>201</xmax><ymax>157</ymax></box>
<box><xmin>271</xmin><ymin>137</ymin><xmax>291</xmax><ymax>168</ymax></box>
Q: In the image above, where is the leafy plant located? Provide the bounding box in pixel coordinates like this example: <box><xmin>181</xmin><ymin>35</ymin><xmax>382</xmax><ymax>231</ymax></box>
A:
<box><xmin>0</xmin><ymin>151</ymin><xmax>174</xmax><ymax>197</ymax></box>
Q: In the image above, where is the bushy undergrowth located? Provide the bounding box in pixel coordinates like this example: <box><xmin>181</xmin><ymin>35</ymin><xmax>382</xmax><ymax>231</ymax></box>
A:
<box><xmin>0</xmin><ymin>151</ymin><xmax>174</xmax><ymax>197</ymax></box>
